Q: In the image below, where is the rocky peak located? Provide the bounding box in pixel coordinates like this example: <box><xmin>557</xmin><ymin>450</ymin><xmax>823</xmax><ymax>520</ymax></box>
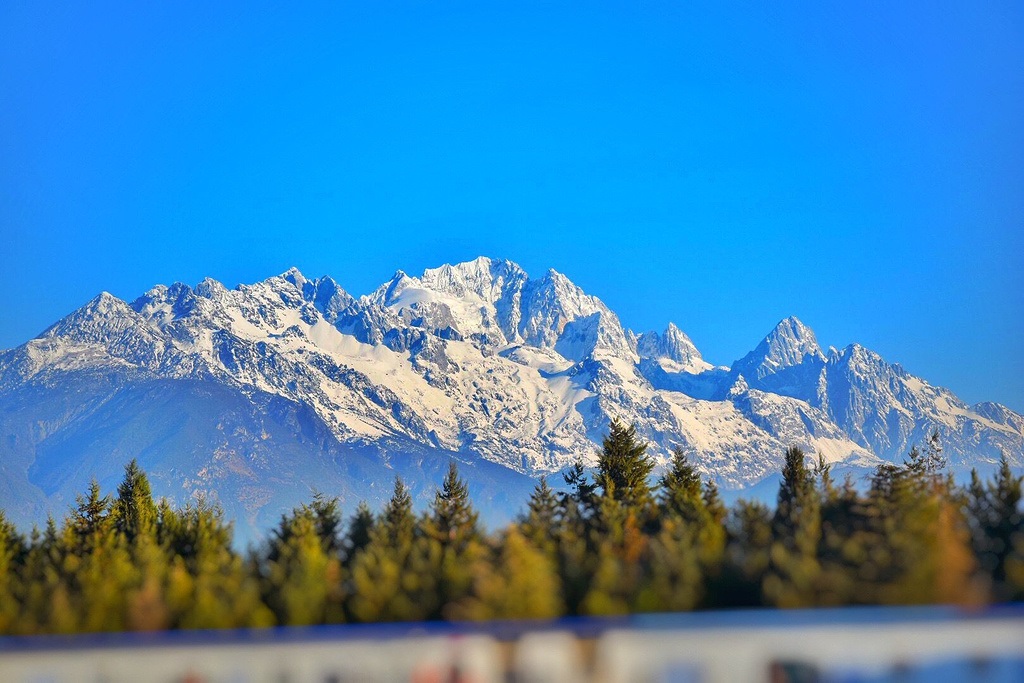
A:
<box><xmin>637</xmin><ymin>322</ymin><xmax>703</xmax><ymax>366</ymax></box>
<box><xmin>733</xmin><ymin>316</ymin><xmax>825</xmax><ymax>381</ymax></box>
<box><xmin>418</xmin><ymin>256</ymin><xmax>527</xmax><ymax>303</ymax></box>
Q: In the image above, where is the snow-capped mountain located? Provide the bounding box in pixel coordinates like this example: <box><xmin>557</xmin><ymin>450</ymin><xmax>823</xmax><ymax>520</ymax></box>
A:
<box><xmin>1</xmin><ymin>257</ymin><xmax>1021</xmax><ymax>540</ymax></box>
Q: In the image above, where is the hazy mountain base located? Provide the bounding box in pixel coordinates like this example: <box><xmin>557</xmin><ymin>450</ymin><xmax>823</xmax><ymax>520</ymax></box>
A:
<box><xmin>0</xmin><ymin>370</ymin><xmax>538</xmax><ymax>546</ymax></box>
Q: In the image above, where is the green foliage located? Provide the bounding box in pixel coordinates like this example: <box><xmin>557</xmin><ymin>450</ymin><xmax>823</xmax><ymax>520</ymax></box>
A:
<box><xmin>595</xmin><ymin>420</ymin><xmax>656</xmax><ymax>509</ymax></box>
<box><xmin>344</xmin><ymin>502</ymin><xmax>375</xmax><ymax>567</ymax></box>
<box><xmin>659</xmin><ymin>447</ymin><xmax>704</xmax><ymax>522</ymax></box>
<box><xmin>451</xmin><ymin>528</ymin><xmax>563</xmax><ymax>620</ymax></box>
<box><xmin>112</xmin><ymin>459</ymin><xmax>157</xmax><ymax>541</ymax></box>
<box><xmin>0</xmin><ymin>512</ymin><xmax>24</xmax><ymax>633</ymax></box>
<box><xmin>425</xmin><ymin>461</ymin><xmax>480</xmax><ymax>550</ymax></box>
<box><xmin>424</xmin><ymin>461</ymin><xmax>484</xmax><ymax>619</ymax></box>
<box><xmin>520</xmin><ymin>477</ymin><xmax>559</xmax><ymax>558</ymax></box>
<box><xmin>348</xmin><ymin>478</ymin><xmax>418</xmax><ymax>622</ymax></box>
<box><xmin>967</xmin><ymin>455</ymin><xmax>1024</xmax><ymax>601</ymax></box>
<box><xmin>766</xmin><ymin>446</ymin><xmax>822</xmax><ymax>607</ymax></box>
<box><xmin>262</xmin><ymin>502</ymin><xmax>344</xmax><ymax>625</ymax></box>
<box><xmin>718</xmin><ymin>500</ymin><xmax>773</xmax><ymax>607</ymax></box>
<box><xmin>0</xmin><ymin>428</ymin><xmax>1018</xmax><ymax>635</ymax></box>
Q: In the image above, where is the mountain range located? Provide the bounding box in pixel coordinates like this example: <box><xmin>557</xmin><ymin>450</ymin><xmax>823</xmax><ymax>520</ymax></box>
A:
<box><xmin>2</xmin><ymin>257</ymin><xmax>1021</xmax><ymax>542</ymax></box>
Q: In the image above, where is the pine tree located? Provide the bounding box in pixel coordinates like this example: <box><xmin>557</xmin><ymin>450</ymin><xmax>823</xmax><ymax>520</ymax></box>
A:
<box><xmin>552</xmin><ymin>493</ymin><xmax>592</xmax><ymax>615</ymax></box>
<box><xmin>263</xmin><ymin>501</ymin><xmax>345</xmax><ymax>626</ymax></box>
<box><xmin>580</xmin><ymin>496</ymin><xmax>647</xmax><ymax>616</ymax></box>
<box><xmin>656</xmin><ymin>449</ymin><xmax>724</xmax><ymax>593</ymax></box>
<box><xmin>423</xmin><ymin>462</ymin><xmax>483</xmax><ymax>617</ymax></box>
<box><xmin>595</xmin><ymin>420</ymin><xmax>655</xmax><ymax>509</ymax></box>
<box><xmin>659</xmin><ymin>447</ymin><xmax>704</xmax><ymax>523</ymax></box>
<box><xmin>70</xmin><ymin>480</ymin><xmax>112</xmax><ymax>555</ymax></box>
<box><xmin>381</xmin><ymin>477</ymin><xmax>415</xmax><ymax>547</ymax></box>
<box><xmin>344</xmin><ymin>502</ymin><xmax>375</xmax><ymax>568</ymax></box>
<box><xmin>967</xmin><ymin>455</ymin><xmax>1023</xmax><ymax>601</ymax></box>
<box><xmin>348</xmin><ymin>478</ymin><xmax>418</xmax><ymax>623</ymax></box>
<box><xmin>866</xmin><ymin>450</ymin><xmax>974</xmax><ymax>606</ymax></box>
<box><xmin>815</xmin><ymin>474</ymin><xmax>870</xmax><ymax>606</ymax></box>
<box><xmin>636</xmin><ymin>517</ymin><xmax>703</xmax><ymax>612</ymax></box>
<box><xmin>715</xmin><ymin>500</ymin><xmax>773</xmax><ymax>608</ymax></box>
<box><xmin>174</xmin><ymin>499</ymin><xmax>273</xmax><ymax>629</ymax></box>
<box><xmin>0</xmin><ymin>511</ymin><xmax>25</xmax><ymax>634</ymax></box>
<box><xmin>111</xmin><ymin>459</ymin><xmax>157</xmax><ymax>542</ymax></box>
<box><xmin>702</xmin><ymin>479</ymin><xmax>727</xmax><ymax>528</ymax></box>
<box><xmin>766</xmin><ymin>446</ymin><xmax>821</xmax><ymax>607</ymax></box>
<box><xmin>450</xmin><ymin>528</ymin><xmax>563</xmax><ymax>620</ymax></box>
<box><xmin>308</xmin><ymin>492</ymin><xmax>344</xmax><ymax>557</ymax></box>
<box><xmin>520</xmin><ymin>477</ymin><xmax>559</xmax><ymax>557</ymax></box>
<box><xmin>425</xmin><ymin>461</ymin><xmax>480</xmax><ymax>550</ymax></box>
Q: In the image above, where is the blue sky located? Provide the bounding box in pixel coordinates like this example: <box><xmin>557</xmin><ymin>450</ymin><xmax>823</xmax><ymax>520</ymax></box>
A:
<box><xmin>2</xmin><ymin>2</ymin><xmax>1022</xmax><ymax>410</ymax></box>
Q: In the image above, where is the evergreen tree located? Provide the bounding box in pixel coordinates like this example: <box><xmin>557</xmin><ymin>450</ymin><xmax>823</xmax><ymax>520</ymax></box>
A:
<box><xmin>967</xmin><ymin>455</ymin><xmax>1023</xmax><ymax>601</ymax></box>
<box><xmin>425</xmin><ymin>461</ymin><xmax>480</xmax><ymax>550</ymax></box>
<box><xmin>0</xmin><ymin>512</ymin><xmax>24</xmax><ymax>633</ymax></box>
<box><xmin>111</xmin><ymin>459</ymin><xmax>157</xmax><ymax>542</ymax></box>
<box><xmin>1</xmin><ymin>446</ymin><xmax>1022</xmax><ymax>635</ymax></box>
<box><xmin>659</xmin><ymin>447</ymin><xmax>705</xmax><ymax>523</ymax></box>
<box><xmin>814</xmin><ymin>475</ymin><xmax>870</xmax><ymax>606</ymax></box>
<box><xmin>563</xmin><ymin>459</ymin><xmax>596</xmax><ymax>512</ymax></box>
<box><xmin>580</xmin><ymin>496</ymin><xmax>647</xmax><ymax>616</ymax></box>
<box><xmin>716</xmin><ymin>500</ymin><xmax>773</xmax><ymax>608</ymax></box>
<box><xmin>264</xmin><ymin>508</ymin><xmax>344</xmax><ymax>625</ymax></box>
<box><xmin>308</xmin><ymin>492</ymin><xmax>344</xmax><ymax>556</ymax></box>
<box><xmin>552</xmin><ymin>492</ymin><xmax>592</xmax><ymax>615</ymax></box>
<box><xmin>344</xmin><ymin>502</ymin><xmax>375</xmax><ymax>568</ymax></box>
<box><xmin>451</xmin><ymin>528</ymin><xmax>562</xmax><ymax>620</ymax></box>
<box><xmin>348</xmin><ymin>478</ymin><xmax>418</xmax><ymax>623</ymax></box>
<box><xmin>702</xmin><ymin>479</ymin><xmax>727</xmax><ymax>528</ymax></box>
<box><xmin>421</xmin><ymin>462</ymin><xmax>484</xmax><ymax>618</ymax></box>
<box><xmin>70</xmin><ymin>480</ymin><xmax>112</xmax><ymax>555</ymax></box>
<box><xmin>656</xmin><ymin>449</ymin><xmax>724</xmax><ymax>596</ymax></box>
<box><xmin>866</xmin><ymin>448</ymin><xmax>975</xmax><ymax>605</ymax></box>
<box><xmin>520</xmin><ymin>477</ymin><xmax>559</xmax><ymax>557</ymax></box>
<box><xmin>173</xmin><ymin>499</ymin><xmax>272</xmax><ymax>629</ymax></box>
<box><xmin>381</xmin><ymin>477</ymin><xmax>415</xmax><ymax>547</ymax></box>
<box><xmin>766</xmin><ymin>446</ymin><xmax>821</xmax><ymax>607</ymax></box>
<box><xmin>595</xmin><ymin>420</ymin><xmax>655</xmax><ymax>509</ymax></box>
<box><xmin>636</xmin><ymin>517</ymin><xmax>702</xmax><ymax>612</ymax></box>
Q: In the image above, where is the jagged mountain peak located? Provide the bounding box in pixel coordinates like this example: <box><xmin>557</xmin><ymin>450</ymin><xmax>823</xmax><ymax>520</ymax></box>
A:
<box><xmin>733</xmin><ymin>315</ymin><xmax>825</xmax><ymax>381</ymax></box>
<box><xmin>830</xmin><ymin>342</ymin><xmax>892</xmax><ymax>371</ymax></box>
<box><xmin>195</xmin><ymin>277</ymin><xmax>228</xmax><ymax>299</ymax></box>
<box><xmin>637</xmin><ymin>322</ymin><xmax>705</xmax><ymax>369</ymax></box>
<box><xmin>45</xmin><ymin>291</ymin><xmax>134</xmax><ymax>334</ymax></box>
<box><xmin>419</xmin><ymin>256</ymin><xmax>528</xmax><ymax>303</ymax></box>
<box><xmin>768</xmin><ymin>316</ymin><xmax>821</xmax><ymax>353</ymax></box>
<box><xmin>3</xmin><ymin>259</ymin><xmax>1023</xmax><ymax>545</ymax></box>
<box><xmin>84</xmin><ymin>291</ymin><xmax>126</xmax><ymax>312</ymax></box>
<box><xmin>279</xmin><ymin>266</ymin><xmax>307</xmax><ymax>290</ymax></box>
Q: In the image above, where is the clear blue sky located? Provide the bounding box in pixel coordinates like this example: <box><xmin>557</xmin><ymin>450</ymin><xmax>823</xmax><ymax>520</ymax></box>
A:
<box><xmin>2</xmin><ymin>2</ymin><xmax>1022</xmax><ymax>411</ymax></box>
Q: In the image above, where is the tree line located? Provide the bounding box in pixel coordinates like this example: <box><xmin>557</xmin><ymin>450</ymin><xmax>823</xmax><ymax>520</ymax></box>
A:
<box><xmin>0</xmin><ymin>421</ymin><xmax>1021</xmax><ymax>634</ymax></box>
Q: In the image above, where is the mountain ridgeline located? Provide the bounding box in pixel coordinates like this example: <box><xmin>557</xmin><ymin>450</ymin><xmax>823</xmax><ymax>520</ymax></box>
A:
<box><xmin>0</xmin><ymin>257</ymin><xmax>1021</xmax><ymax>541</ymax></box>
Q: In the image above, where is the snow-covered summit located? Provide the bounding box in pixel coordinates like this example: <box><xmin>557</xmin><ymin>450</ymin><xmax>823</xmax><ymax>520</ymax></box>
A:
<box><xmin>637</xmin><ymin>323</ymin><xmax>709</xmax><ymax>372</ymax></box>
<box><xmin>1</xmin><ymin>258</ymin><xmax>1021</xmax><ymax>540</ymax></box>
<box><xmin>733</xmin><ymin>316</ymin><xmax>824</xmax><ymax>380</ymax></box>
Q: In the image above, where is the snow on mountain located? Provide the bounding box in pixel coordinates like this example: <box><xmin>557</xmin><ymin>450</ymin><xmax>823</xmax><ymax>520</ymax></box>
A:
<box><xmin>1</xmin><ymin>257</ymin><xmax>1021</xmax><ymax>539</ymax></box>
<box><xmin>730</xmin><ymin>316</ymin><xmax>828</xmax><ymax>402</ymax></box>
<box><xmin>637</xmin><ymin>323</ymin><xmax>707</xmax><ymax>368</ymax></box>
<box><xmin>819</xmin><ymin>343</ymin><xmax>1024</xmax><ymax>466</ymax></box>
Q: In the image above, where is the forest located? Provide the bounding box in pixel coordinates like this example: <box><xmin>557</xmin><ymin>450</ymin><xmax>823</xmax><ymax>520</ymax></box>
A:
<box><xmin>0</xmin><ymin>421</ymin><xmax>1021</xmax><ymax>635</ymax></box>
